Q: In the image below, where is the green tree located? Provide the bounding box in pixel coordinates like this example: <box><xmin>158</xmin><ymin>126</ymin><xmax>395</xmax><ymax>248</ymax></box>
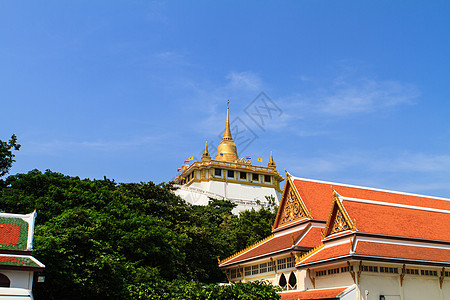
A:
<box><xmin>0</xmin><ymin>134</ymin><xmax>20</xmax><ymax>177</ymax></box>
<box><xmin>0</xmin><ymin>170</ymin><xmax>281</xmax><ymax>299</ymax></box>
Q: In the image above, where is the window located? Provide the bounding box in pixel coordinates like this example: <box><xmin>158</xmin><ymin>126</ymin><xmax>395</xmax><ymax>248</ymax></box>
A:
<box><xmin>363</xmin><ymin>265</ymin><xmax>378</xmax><ymax>272</ymax></box>
<box><xmin>316</xmin><ymin>270</ymin><xmax>327</xmax><ymax>277</ymax></box>
<box><xmin>252</xmin><ymin>265</ymin><xmax>259</xmax><ymax>275</ymax></box>
<box><xmin>260</xmin><ymin>263</ymin><xmax>267</xmax><ymax>273</ymax></box>
<box><xmin>252</xmin><ymin>173</ymin><xmax>259</xmax><ymax>181</ymax></box>
<box><xmin>214</xmin><ymin>168</ymin><xmax>222</xmax><ymax>176</ymax></box>
<box><xmin>277</xmin><ymin>258</ymin><xmax>287</xmax><ymax>270</ymax></box>
<box><xmin>230</xmin><ymin>269</ymin><xmax>237</xmax><ymax>279</ymax></box>
<box><xmin>240</xmin><ymin>172</ymin><xmax>247</xmax><ymax>180</ymax></box>
<box><xmin>268</xmin><ymin>261</ymin><xmax>274</xmax><ymax>272</ymax></box>
<box><xmin>0</xmin><ymin>273</ymin><xmax>10</xmax><ymax>288</ymax></box>
<box><xmin>264</xmin><ymin>175</ymin><xmax>271</xmax><ymax>183</ymax></box>
<box><xmin>288</xmin><ymin>272</ymin><xmax>297</xmax><ymax>290</ymax></box>
<box><xmin>245</xmin><ymin>266</ymin><xmax>251</xmax><ymax>276</ymax></box>
<box><xmin>286</xmin><ymin>257</ymin><xmax>294</xmax><ymax>269</ymax></box>
<box><xmin>421</xmin><ymin>269</ymin><xmax>437</xmax><ymax>276</ymax></box>
<box><xmin>341</xmin><ymin>266</ymin><xmax>354</xmax><ymax>272</ymax></box>
<box><xmin>380</xmin><ymin>267</ymin><xmax>398</xmax><ymax>274</ymax></box>
<box><xmin>406</xmin><ymin>268</ymin><xmax>419</xmax><ymax>275</ymax></box>
<box><xmin>227</xmin><ymin>170</ymin><xmax>235</xmax><ymax>178</ymax></box>
<box><xmin>327</xmin><ymin>268</ymin><xmax>340</xmax><ymax>275</ymax></box>
<box><xmin>279</xmin><ymin>273</ymin><xmax>287</xmax><ymax>289</ymax></box>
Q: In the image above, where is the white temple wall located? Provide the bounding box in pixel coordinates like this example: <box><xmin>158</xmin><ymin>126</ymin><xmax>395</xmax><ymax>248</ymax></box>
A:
<box><xmin>0</xmin><ymin>270</ymin><xmax>33</xmax><ymax>289</ymax></box>
<box><xmin>315</xmin><ymin>272</ymin><xmax>354</xmax><ymax>290</ymax></box>
<box><xmin>357</xmin><ymin>273</ymin><xmax>448</xmax><ymax>300</ymax></box>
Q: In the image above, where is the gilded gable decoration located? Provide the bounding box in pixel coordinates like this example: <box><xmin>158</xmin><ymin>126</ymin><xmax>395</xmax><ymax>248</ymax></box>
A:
<box><xmin>280</xmin><ymin>185</ymin><xmax>307</xmax><ymax>225</ymax></box>
<box><xmin>323</xmin><ymin>187</ymin><xmax>356</xmax><ymax>238</ymax></box>
<box><xmin>329</xmin><ymin>209</ymin><xmax>351</xmax><ymax>235</ymax></box>
<box><xmin>273</xmin><ymin>175</ymin><xmax>310</xmax><ymax>229</ymax></box>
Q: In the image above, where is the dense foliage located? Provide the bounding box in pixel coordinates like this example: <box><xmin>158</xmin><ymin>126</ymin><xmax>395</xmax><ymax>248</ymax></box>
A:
<box><xmin>0</xmin><ymin>170</ymin><xmax>279</xmax><ymax>300</ymax></box>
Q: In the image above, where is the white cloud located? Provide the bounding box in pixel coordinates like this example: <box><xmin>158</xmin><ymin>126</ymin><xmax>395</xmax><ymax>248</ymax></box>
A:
<box><xmin>316</xmin><ymin>78</ymin><xmax>419</xmax><ymax>116</ymax></box>
<box><xmin>226</xmin><ymin>71</ymin><xmax>262</xmax><ymax>92</ymax></box>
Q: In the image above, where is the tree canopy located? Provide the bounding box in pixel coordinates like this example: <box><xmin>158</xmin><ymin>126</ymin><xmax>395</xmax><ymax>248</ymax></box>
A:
<box><xmin>0</xmin><ymin>134</ymin><xmax>20</xmax><ymax>177</ymax></box>
<box><xmin>0</xmin><ymin>169</ymin><xmax>280</xmax><ymax>300</ymax></box>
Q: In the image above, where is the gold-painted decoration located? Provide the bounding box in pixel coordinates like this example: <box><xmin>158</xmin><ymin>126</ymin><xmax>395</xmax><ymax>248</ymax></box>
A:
<box><xmin>329</xmin><ymin>209</ymin><xmax>351</xmax><ymax>235</ymax></box>
<box><xmin>215</xmin><ymin>105</ymin><xmax>239</xmax><ymax>162</ymax></box>
<box><xmin>322</xmin><ymin>187</ymin><xmax>356</xmax><ymax>238</ymax></box>
<box><xmin>268</xmin><ymin>151</ymin><xmax>276</xmax><ymax>168</ymax></box>
<box><xmin>279</xmin><ymin>185</ymin><xmax>307</xmax><ymax>225</ymax></box>
<box><xmin>218</xmin><ymin>234</ymin><xmax>274</xmax><ymax>265</ymax></box>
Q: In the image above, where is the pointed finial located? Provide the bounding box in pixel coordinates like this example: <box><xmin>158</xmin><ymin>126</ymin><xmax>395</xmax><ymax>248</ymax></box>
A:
<box><xmin>223</xmin><ymin>102</ymin><xmax>232</xmax><ymax>140</ymax></box>
<box><xmin>203</xmin><ymin>141</ymin><xmax>209</xmax><ymax>155</ymax></box>
<box><xmin>268</xmin><ymin>151</ymin><xmax>276</xmax><ymax>168</ymax></box>
<box><xmin>202</xmin><ymin>141</ymin><xmax>211</xmax><ymax>161</ymax></box>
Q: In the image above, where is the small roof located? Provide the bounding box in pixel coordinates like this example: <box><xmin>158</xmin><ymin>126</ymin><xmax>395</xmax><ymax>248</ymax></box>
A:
<box><xmin>298</xmin><ymin>239</ymin><xmax>450</xmax><ymax>267</ymax></box>
<box><xmin>280</xmin><ymin>286</ymin><xmax>353</xmax><ymax>300</ymax></box>
<box><xmin>219</xmin><ymin>225</ymin><xmax>323</xmax><ymax>267</ymax></box>
<box><xmin>0</xmin><ymin>211</ymin><xmax>36</xmax><ymax>251</ymax></box>
<box><xmin>337</xmin><ymin>198</ymin><xmax>450</xmax><ymax>241</ymax></box>
<box><xmin>288</xmin><ymin>175</ymin><xmax>450</xmax><ymax>221</ymax></box>
<box><xmin>0</xmin><ymin>254</ymin><xmax>45</xmax><ymax>271</ymax></box>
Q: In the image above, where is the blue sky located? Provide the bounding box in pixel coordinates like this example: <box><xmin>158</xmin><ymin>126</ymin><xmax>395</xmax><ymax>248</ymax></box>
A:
<box><xmin>1</xmin><ymin>1</ymin><xmax>450</xmax><ymax>198</ymax></box>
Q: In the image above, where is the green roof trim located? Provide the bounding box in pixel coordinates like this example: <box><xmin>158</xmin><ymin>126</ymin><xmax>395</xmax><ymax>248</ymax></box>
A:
<box><xmin>0</xmin><ymin>217</ymin><xmax>29</xmax><ymax>251</ymax></box>
<box><xmin>0</xmin><ymin>256</ymin><xmax>40</xmax><ymax>268</ymax></box>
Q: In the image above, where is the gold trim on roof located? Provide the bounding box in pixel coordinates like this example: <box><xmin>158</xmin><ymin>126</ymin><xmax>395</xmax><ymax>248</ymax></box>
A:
<box><xmin>322</xmin><ymin>187</ymin><xmax>356</xmax><ymax>238</ymax></box>
<box><xmin>296</xmin><ymin>243</ymin><xmax>325</xmax><ymax>264</ymax></box>
<box><xmin>273</xmin><ymin>175</ymin><xmax>311</xmax><ymax>229</ymax></box>
<box><xmin>218</xmin><ymin>234</ymin><xmax>274</xmax><ymax>265</ymax></box>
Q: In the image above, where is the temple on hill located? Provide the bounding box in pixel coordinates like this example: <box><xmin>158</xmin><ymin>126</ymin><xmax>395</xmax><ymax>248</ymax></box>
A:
<box><xmin>0</xmin><ymin>211</ymin><xmax>45</xmax><ymax>299</ymax></box>
<box><xmin>174</xmin><ymin>105</ymin><xmax>284</xmax><ymax>213</ymax></box>
<box><xmin>219</xmin><ymin>172</ymin><xmax>450</xmax><ymax>299</ymax></box>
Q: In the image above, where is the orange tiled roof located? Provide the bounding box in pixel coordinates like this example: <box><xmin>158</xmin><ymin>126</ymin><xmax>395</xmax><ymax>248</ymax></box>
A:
<box><xmin>342</xmin><ymin>200</ymin><xmax>450</xmax><ymax>241</ymax></box>
<box><xmin>355</xmin><ymin>241</ymin><xmax>450</xmax><ymax>263</ymax></box>
<box><xmin>299</xmin><ymin>243</ymin><xmax>351</xmax><ymax>265</ymax></box>
<box><xmin>0</xmin><ymin>224</ymin><xmax>21</xmax><ymax>245</ymax></box>
<box><xmin>298</xmin><ymin>239</ymin><xmax>450</xmax><ymax>267</ymax></box>
<box><xmin>296</xmin><ymin>227</ymin><xmax>324</xmax><ymax>248</ymax></box>
<box><xmin>291</xmin><ymin>177</ymin><xmax>450</xmax><ymax>221</ymax></box>
<box><xmin>280</xmin><ymin>287</ymin><xmax>348</xmax><ymax>300</ymax></box>
<box><xmin>220</xmin><ymin>229</ymin><xmax>307</xmax><ymax>266</ymax></box>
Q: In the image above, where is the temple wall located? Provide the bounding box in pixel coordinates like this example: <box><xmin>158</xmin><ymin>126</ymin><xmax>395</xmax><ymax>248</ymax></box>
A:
<box><xmin>358</xmin><ymin>273</ymin><xmax>447</xmax><ymax>300</ymax></box>
<box><xmin>0</xmin><ymin>270</ymin><xmax>33</xmax><ymax>289</ymax></box>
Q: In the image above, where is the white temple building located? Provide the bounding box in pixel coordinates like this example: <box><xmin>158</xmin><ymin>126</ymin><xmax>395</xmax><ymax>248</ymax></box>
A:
<box><xmin>174</xmin><ymin>106</ymin><xmax>284</xmax><ymax>213</ymax></box>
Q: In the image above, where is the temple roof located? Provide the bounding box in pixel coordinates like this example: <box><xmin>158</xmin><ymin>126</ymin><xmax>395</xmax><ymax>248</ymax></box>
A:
<box><xmin>280</xmin><ymin>286</ymin><xmax>354</xmax><ymax>300</ymax></box>
<box><xmin>219</xmin><ymin>225</ymin><xmax>323</xmax><ymax>267</ymax></box>
<box><xmin>0</xmin><ymin>211</ymin><xmax>36</xmax><ymax>251</ymax></box>
<box><xmin>0</xmin><ymin>254</ymin><xmax>45</xmax><ymax>271</ymax></box>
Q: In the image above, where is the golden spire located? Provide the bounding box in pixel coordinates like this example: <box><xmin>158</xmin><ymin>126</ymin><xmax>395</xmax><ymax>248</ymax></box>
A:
<box><xmin>223</xmin><ymin>104</ymin><xmax>232</xmax><ymax>141</ymax></box>
<box><xmin>215</xmin><ymin>101</ymin><xmax>238</xmax><ymax>162</ymax></box>
<box><xmin>268</xmin><ymin>151</ymin><xmax>276</xmax><ymax>168</ymax></box>
<box><xmin>202</xmin><ymin>141</ymin><xmax>211</xmax><ymax>161</ymax></box>
<box><xmin>203</xmin><ymin>141</ymin><xmax>209</xmax><ymax>155</ymax></box>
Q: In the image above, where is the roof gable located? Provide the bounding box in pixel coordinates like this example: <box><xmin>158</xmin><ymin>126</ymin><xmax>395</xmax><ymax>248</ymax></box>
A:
<box><xmin>323</xmin><ymin>189</ymin><xmax>356</xmax><ymax>238</ymax></box>
<box><xmin>273</xmin><ymin>175</ymin><xmax>310</xmax><ymax>230</ymax></box>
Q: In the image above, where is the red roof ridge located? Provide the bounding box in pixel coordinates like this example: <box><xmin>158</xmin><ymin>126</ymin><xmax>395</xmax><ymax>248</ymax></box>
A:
<box><xmin>218</xmin><ymin>234</ymin><xmax>274</xmax><ymax>265</ymax></box>
<box><xmin>342</xmin><ymin>197</ymin><xmax>450</xmax><ymax>214</ymax></box>
<box><xmin>289</xmin><ymin>175</ymin><xmax>450</xmax><ymax>202</ymax></box>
